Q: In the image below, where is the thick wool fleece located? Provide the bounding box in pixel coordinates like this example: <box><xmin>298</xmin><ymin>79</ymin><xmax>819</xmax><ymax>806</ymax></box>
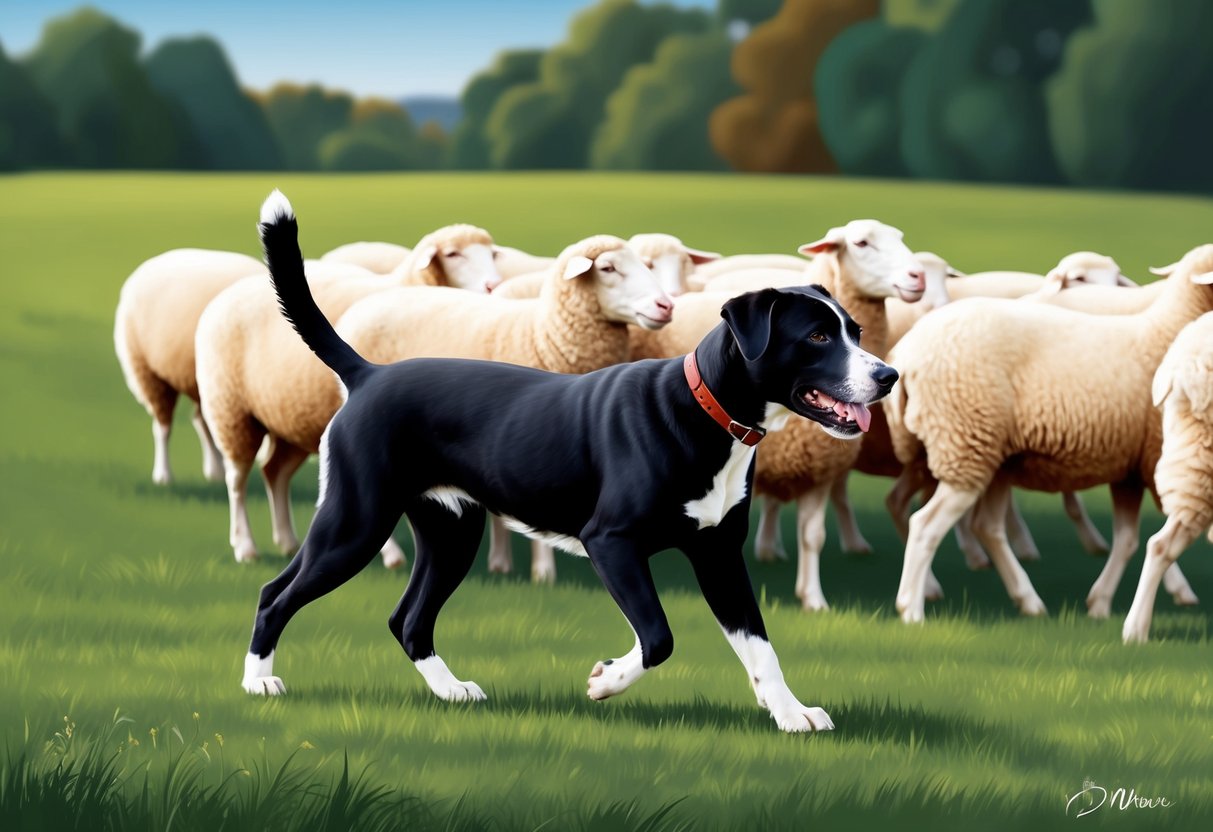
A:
<box><xmin>320</xmin><ymin>241</ymin><xmax>412</xmax><ymax>274</ymax></box>
<box><xmin>1153</xmin><ymin>312</ymin><xmax>1213</xmax><ymax>533</ymax></box>
<box><xmin>390</xmin><ymin>225</ymin><xmax>495</xmax><ymax>287</ymax></box>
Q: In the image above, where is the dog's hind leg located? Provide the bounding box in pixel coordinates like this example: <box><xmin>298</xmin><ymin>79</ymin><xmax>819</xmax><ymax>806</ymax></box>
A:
<box><xmin>388</xmin><ymin>499</ymin><xmax>487</xmax><ymax>702</ymax></box>
<box><xmin>241</xmin><ymin>451</ymin><xmax>405</xmax><ymax>696</ymax></box>
<box><xmin>581</xmin><ymin>534</ymin><xmax>672</xmax><ymax>701</ymax></box>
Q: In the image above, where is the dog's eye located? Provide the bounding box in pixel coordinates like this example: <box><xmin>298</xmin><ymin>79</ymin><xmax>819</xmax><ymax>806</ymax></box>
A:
<box><xmin>599</xmin><ymin>264</ymin><xmax>616</xmax><ymax>273</ymax></box>
<box><xmin>809</xmin><ymin>332</ymin><xmax>828</xmax><ymax>343</ymax></box>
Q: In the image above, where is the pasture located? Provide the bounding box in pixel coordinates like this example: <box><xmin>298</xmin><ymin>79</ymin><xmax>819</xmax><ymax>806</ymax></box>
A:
<box><xmin>1</xmin><ymin>172</ymin><xmax>1211</xmax><ymax>830</ymax></box>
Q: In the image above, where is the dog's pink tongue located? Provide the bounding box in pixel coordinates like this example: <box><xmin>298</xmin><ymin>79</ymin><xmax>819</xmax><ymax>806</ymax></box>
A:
<box><xmin>849</xmin><ymin>402</ymin><xmax>872</xmax><ymax>432</ymax></box>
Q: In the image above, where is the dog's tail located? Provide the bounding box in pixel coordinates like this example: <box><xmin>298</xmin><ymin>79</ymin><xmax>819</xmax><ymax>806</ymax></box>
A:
<box><xmin>258</xmin><ymin>190</ymin><xmax>373</xmax><ymax>389</ymax></box>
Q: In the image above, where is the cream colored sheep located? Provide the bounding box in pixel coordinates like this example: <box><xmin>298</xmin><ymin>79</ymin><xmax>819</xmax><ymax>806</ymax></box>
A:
<box><xmin>196</xmin><ymin>225</ymin><xmax>502</xmax><ymax>566</ymax></box>
<box><xmin>947</xmin><ymin>251</ymin><xmax>1130</xmax><ymax>301</ymax></box>
<box><xmin>886</xmin><ymin>245</ymin><xmax>1213</xmax><ymax>624</ymax></box>
<box><xmin>1122</xmin><ymin>312</ymin><xmax>1213</xmax><ymax>642</ymax></box>
<box><xmin>629</xmin><ymin>219</ymin><xmax>929</xmax><ymax>611</ymax></box>
<box><xmin>115</xmin><ymin>249</ymin><xmax>267</xmax><ymax>485</ymax></box>
<box><xmin>336</xmin><ymin>235</ymin><xmax>673</xmax><ymax>584</ymax></box>
<box><xmin>495</xmin><ymin>245</ymin><xmax>555</xmax><ymax>279</ymax></box>
<box><xmin>491</xmin><ymin>271</ymin><xmax>546</xmax><ymax>299</ymax></box>
<box><xmin>320</xmin><ymin>241</ymin><xmax>411</xmax><ymax>274</ymax></box>
<box><xmin>689</xmin><ymin>253</ymin><xmax>807</xmax><ymax>289</ymax></box>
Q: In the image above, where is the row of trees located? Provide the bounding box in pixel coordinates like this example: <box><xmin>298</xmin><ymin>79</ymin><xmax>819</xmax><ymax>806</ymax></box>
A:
<box><xmin>3</xmin><ymin>1</ymin><xmax>1210</xmax><ymax>193</ymax></box>
<box><xmin>0</xmin><ymin>7</ymin><xmax>443</xmax><ymax>172</ymax></box>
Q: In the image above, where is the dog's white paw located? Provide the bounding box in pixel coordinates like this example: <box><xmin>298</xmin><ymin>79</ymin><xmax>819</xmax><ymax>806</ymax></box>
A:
<box><xmin>415</xmin><ymin>655</ymin><xmax>485</xmax><ymax>702</ymax></box>
<box><xmin>771</xmin><ymin>704</ymin><xmax>834</xmax><ymax>733</ymax></box>
<box><xmin>243</xmin><ymin>676</ymin><xmax>285</xmax><ymax>695</ymax></box>
<box><xmin>587</xmin><ymin>660</ymin><xmax>626</xmax><ymax>700</ymax></box>
<box><xmin>434</xmin><ymin>679</ymin><xmax>487</xmax><ymax>702</ymax></box>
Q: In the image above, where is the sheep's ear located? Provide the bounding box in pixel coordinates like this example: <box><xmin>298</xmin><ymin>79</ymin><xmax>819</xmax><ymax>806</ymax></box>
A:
<box><xmin>1190</xmin><ymin>271</ymin><xmax>1213</xmax><ymax>285</ymax></box>
<box><xmin>563</xmin><ymin>255</ymin><xmax>594</xmax><ymax>280</ymax></box>
<box><xmin>946</xmin><ymin>267</ymin><xmax>966</xmax><ymax>278</ymax></box>
<box><xmin>1150</xmin><ymin>261</ymin><xmax>1179</xmax><ymax>277</ymax></box>
<box><xmin>414</xmin><ymin>244</ymin><xmax>438</xmax><ymax>270</ymax></box>
<box><xmin>721</xmin><ymin>289</ymin><xmax>783</xmax><ymax>361</ymax></box>
<box><xmin>1152</xmin><ymin>368</ymin><xmax>1173</xmax><ymax>407</ymax></box>
<box><xmin>1116</xmin><ymin>273</ymin><xmax>1137</xmax><ymax>287</ymax></box>
<box><xmin>685</xmin><ymin>247</ymin><xmax>721</xmax><ymax>265</ymax></box>
<box><xmin>798</xmin><ymin>227</ymin><xmax>847</xmax><ymax>257</ymax></box>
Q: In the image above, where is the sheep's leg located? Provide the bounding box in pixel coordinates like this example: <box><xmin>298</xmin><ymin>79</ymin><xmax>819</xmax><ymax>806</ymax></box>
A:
<box><xmin>1063</xmin><ymin>491</ymin><xmax>1110</xmax><ymax>555</ymax></box>
<box><xmin>953</xmin><ymin>507</ymin><xmax>992</xmax><ymax>570</ymax></box>
<box><xmin>191</xmin><ymin>405</ymin><xmax>225</xmax><ymax>482</ymax></box>
<box><xmin>754</xmin><ymin>498</ymin><xmax>788</xmax><ymax>562</ymax></box>
<box><xmin>379</xmin><ymin>519</ymin><xmax>408</xmax><ymax>570</ymax></box>
<box><xmin>206</xmin><ymin>409</ymin><xmax>265</xmax><ymax>563</ymax></box>
<box><xmin>886</xmin><ymin>465</ymin><xmax>924</xmax><ymax>541</ymax></box>
<box><xmin>151</xmin><ymin>419</ymin><xmax>174</xmax><ymax>486</ymax></box>
<box><xmin>1004</xmin><ymin>494</ymin><xmax>1041</xmax><ymax>562</ymax></box>
<box><xmin>794</xmin><ymin>483</ymin><xmax>832</xmax><ymax>612</ymax></box>
<box><xmin>487</xmin><ymin>515</ymin><xmax>513</xmax><ymax>574</ymax></box>
<box><xmin>972</xmin><ymin>479</ymin><xmax>1047</xmax><ymax>616</ymax></box>
<box><xmin>830</xmin><ymin>475</ymin><xmax>873</xmax><ymax>556</ymax></box>
<box><xmin>897</xmin><ymin>483</ymin><xmax>980</xmax><ymax>624</ymax></box>
<box><xmin>1123</xmin><ymin>516</ymin><xmax>1202</xmax><ymax>643</ymax></box>
<box><xmin>1085</xmin><ymin>483</ymin><xmax>1142</xmax><ymax>618</ymax></box>
<box><xmin>531</xmin><ymin>540</ymin><xmax>556</xmax><ymax>584</ymax></box>
<box><xmin>1162</xmin><ymin>563</ymin><xmax>1199</xmax><ymax>606</ymax></box>
<box><xmin>260</xmin><ymin>436</ymin><xmax>310</xmax><ymax>556</ymax></box>
<box><xmin>224</xmin><ymin>458</ymin><xmax>258</xmax><ymax>563</ymax></box>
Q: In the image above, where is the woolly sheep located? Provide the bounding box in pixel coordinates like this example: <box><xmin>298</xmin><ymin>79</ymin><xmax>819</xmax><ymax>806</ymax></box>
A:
<box><xmin>115</xmin><ymin>249</ymin><xmax>268</xmax><ymax>485</ymax></box>
<box><xmin>320</xmin><ymin>241</ymin><xmax>411</xmax><ymax>274</ymax></box>
<box><xmin>688</xmin><ymin>253</ymin><xmax>807</xmax><ymax>289</ymax></box>
<box><xmin>886</xmin><ymin>244</ymin><xmax>1213</xmax><ymax>624</ymax></box>
<box><xmin>1122</xmin><ymin>311</ymin><xmax>1213</xmax><ymax>643</ymax></box>
<box><xmin>336</xmin><ymin>235</ymin><xmax>674</xmax><ymax>583</ymax></box>
<box><xmin>196</xmin><ymin>225</ymin><xmax>502</xmax><ymax>566</ymax></box>
<box><xmin>947</xmin><ymin>251</ymin><xmax>1131</xmax><ymax>301</ymax></box>
<box><xmin>495</xmin><ymin>245</ymin><xmax>555</xmax><ymax>279</ymax></box>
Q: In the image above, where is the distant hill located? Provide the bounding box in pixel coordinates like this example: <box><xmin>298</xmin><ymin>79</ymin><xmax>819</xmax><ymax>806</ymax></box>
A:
<box><xmin>398</xmin><ymin>96</ymin><xmax>461</xmax><ymax>132</ymax></box>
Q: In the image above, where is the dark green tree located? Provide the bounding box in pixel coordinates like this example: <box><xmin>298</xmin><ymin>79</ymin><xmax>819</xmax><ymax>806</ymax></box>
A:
<box><xmin>717</xmin><ymin>0</ymin><xmax>783</xmax><ymax>26</ymax></box>
<box><xmin>592</xmin><ymin>31</ymin><xmax>738</xmax><ymax>170</ymax></box>
<box><xmin>898</xmin><ymin>0</ymin><xmax>1091</xmax><ymax>183</ymax></box>
<box><xmin>21</xmin><ymin>7</ymin><xmax>196</xmax><ymax>168</ymax></box>
<box><xmin>318</xmin><ymin>99</ymin><xmax>424</xmax><ymax>171</ymax></box>
<box><xmin>145</xmin><ymin>37</ymin><xmax>281</xmax><ymax>170</ymax></box>
<box><xmin>450</xmin><ymin>50</ymin><xmax>543</xmax><ymax>169</ymax></box>
<box><xmin>0</xmin><ymin>42</ymin><xmax>64</xmax><ymax>170</ymax></box>
<box><xmin>814</xmin><ymin>21</ymin><xmax>926</xmax><ymax>176</ymax></box>
<box><xmin>484</xmin><ymin>0</ymin><xmax>710</xmax><ymax>169</ymax></box>
<box><xmin>260</xmin><ymin>83</ymin><xmax>353</xmax><ymax>170</ymax></box>
<box><xmin>1047</xmin><ymin>0</ymin><xmax>1213</xmax><ymax>192</ymax></box>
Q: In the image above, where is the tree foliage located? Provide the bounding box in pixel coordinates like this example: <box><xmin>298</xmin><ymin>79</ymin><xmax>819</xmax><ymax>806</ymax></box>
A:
<box><xmin>0</xmin><ymin>43</ymin><xmax>63</xmax><ymax>170</ymax></box>
<box><xmin>259</xmin><ymin>83</ymin><xmax>354</xmax><ymax>170</ymax></box>
<box><xmin>1047</xmin><ymin>0</ymin><xmax>1213</xmax><ymax>192</ymax></box>
<box><xmin>450</xmin><ymin>50</ymin><xmax>543</xmax><ymax>169</ymax></box>
<box><xmin>709</xmin><ymin>0</ymin><xmax>880</xmax><ymax>173</ymax></box>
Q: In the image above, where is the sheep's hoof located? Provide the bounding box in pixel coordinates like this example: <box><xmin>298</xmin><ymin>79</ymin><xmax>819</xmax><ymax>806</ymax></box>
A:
<box><xmin>801</xmin><ymin>595</ymin><xmax>830</xmax><ymax>613</ymax></box>
<box><xmin>275</xmin><ymin>537</ymin><xmax>300</xmax><ymax>557</ymax></box>
<box><xmin>1171</xmin><ymin>587</ymin><xmax>1200</xmax><ymax>607</ymax></box>
<box><xmin>842</xmin><ymin>540</ymin><xmax>874</xmax><ymax>557</ymax></box>
<box><xmin>1019</xmin><ymin>596</ymin><xmax>1048</xmax><ymax>617</ymax></box>
<box><xmin>1122</xmin><ymin>617</ymin><xmax>1151</xmax><ymax>644</ymax></box>
<box><xmin>754</xmin><ymin>546</ymin><xmax>786</xmax><ymax>563</ymax></box>
<box><xmin>1085</xmin><ymin>595</ymin><xmax>1111</xmax><ymax>619</ymax></box>
<box><xmin>233</xmin><ymin>543</ymin><xmax>258</xmax><ymax>563</ymax></box>
<box><xmin>152</xmin><ymin>469</ymin><xmax>173</xmax><ymax>486</ymax></box>
<box><xmin>531</xmin><ymin>565</ymin><xmax>556</xmax><ymax>585</ymax></box>
<box><xmin>1014</xmin><ymin>549</ymin><xmax>1042</xmax><ymax>563</ymax></box>
<box><xmin>487</xmin><ymin>559</ymin><xmax>512</xmax><ymax>575</ymax></box>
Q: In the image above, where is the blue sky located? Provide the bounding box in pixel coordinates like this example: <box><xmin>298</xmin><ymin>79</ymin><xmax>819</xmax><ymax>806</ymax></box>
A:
<box><xmin>2</xmin><ymin>0</ymin><xmax>713</xmax><ymax>98</ymax></box>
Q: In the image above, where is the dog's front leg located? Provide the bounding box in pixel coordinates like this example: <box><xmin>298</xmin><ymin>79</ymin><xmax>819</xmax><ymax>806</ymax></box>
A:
<box><xmin>583</xmin><ymin>535</ymin><xmax>672</xmax><ymax>701</ymax></box>
<box><xmin>686</xmin><ymin>532</ymin><xmax>834</xmax><ymax>733</ymax></box>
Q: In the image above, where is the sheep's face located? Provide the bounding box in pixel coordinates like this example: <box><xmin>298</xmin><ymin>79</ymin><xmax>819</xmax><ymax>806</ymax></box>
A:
<box><xmin>436</xmin><ymin>243</ymin><xmax>502</xmax><ymax>293</ymax></box>
<box><xmin>629</xmin><ymin>234</ymin><xmax>720</xmax><ymax>299</ymax></box>
<box><xmin>1046</xmin><ymin>252</ymin><xmax>1128</xmax><ymax>289</ymax></box>
<box><xmin>722</xmin><ymin>285</ymin><xmax>898</xmax><ymax>439</ymax></box>
<box><xmin>800</xmin><ymin>219</ymin><xmax>926</xmax><ymax>304</ymax></box>
<box><xmin>914</xmin><ymin>251</ymin><xmax>961</xmax><ymax>309</ymax></box>
<box><xmin>564</xmin><ymin>246</ymin><xmax>674</xmax><ymax>330</ymax></box>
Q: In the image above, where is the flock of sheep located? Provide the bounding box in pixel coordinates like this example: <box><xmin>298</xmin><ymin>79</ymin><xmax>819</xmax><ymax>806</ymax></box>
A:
<box><xmin>113</xmin><ymin>210</ymin><xmax>1213</xmax><ymax>645</ymax></box>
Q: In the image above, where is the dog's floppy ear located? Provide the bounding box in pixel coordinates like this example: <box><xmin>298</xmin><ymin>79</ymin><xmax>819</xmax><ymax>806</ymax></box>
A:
<box><xmin>721</xmin><ymin>288</ymin><xmax>785</xmax><ymax>361</ymax></box>
<box><xmin>563</xmin><ymin>255</ymin><xmax>594</xmax><ymax>280</ymax></box>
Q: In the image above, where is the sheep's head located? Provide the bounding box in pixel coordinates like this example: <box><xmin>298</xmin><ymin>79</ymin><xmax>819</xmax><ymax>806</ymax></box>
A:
<box><xmin>556</xmin><ymin>236</ymin><xmax>674</xmax><ymax>330</ymax></box>
<box><xmin>410</xmin><ymin>224</ymin><xmax>502</xmax><ymax>293</ymax></box>
<box><xmin>627</xmin><ymin>233</ymin><xmax>720</xmax><ymax>299</ymax></box>
<box><xmin>913</xmin><ymin>251</ymin><xmax>962</xmax><ymax>309</ymax></box>
<box><xmin>799</xmin><ymin>219</ymin><xmax>925</xmax><ymax>303</ymax></box>
<box><xmin>1045</xmin><ymin>251</ymin><xmax>1131</xmax><ymax>289</ymax></box>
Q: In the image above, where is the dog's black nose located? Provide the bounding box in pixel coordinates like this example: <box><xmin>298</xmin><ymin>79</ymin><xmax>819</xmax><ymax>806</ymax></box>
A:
<box><xmin>872</xmin><ymin>364</ymin><xmax>899</xmax><ymax>391</ymax></box>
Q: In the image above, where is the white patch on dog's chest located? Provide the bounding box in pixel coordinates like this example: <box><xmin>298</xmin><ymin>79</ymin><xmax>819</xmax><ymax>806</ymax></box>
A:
<box><xmin>684</xmin><ymin>441</ymin><xmax>756</xmax><ymax>530</ymax></box>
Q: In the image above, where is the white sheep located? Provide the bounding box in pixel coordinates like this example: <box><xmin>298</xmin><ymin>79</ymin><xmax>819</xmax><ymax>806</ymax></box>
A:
<box><xmin>687</xmin><ymin>253</ymin><xmax>811</xmax><ymax>290</ymax></box>
<box><xmin>320</xmin><ymin>241</ymin><xmax>411</xmax><ymax>274</ymax></box>
<box><xmin>946</xmin><ymin>251</ymin><xmax>1132</xmax><ymax>301</ymax></box>
<box><xmin>115</xmin><ymin>249</ymin><xmax>267</xmax><ymax>485</ymax></box>
<box><xmin>495</xmin><ymin>245</ymin><xmax>555</xmax><ymax>279</ymax></box>
<box><xmin>336</xmin><ymin>235</ymin><xmax>673</xmax><ymax>584</ymax></box>
<box><xmin>886</xmin><ymin>245</ymin><xmax>1213</xmax><ymax>624</ymax></box>
<box><xmin>196</xmin><ymin>225</ymin><xmax>502</xmax><ymax>566</ymax></box>
<box><xmin>1122</xmin><ymin>311</ymin><xmax>1213</xmax><ymax>643</ymax></box>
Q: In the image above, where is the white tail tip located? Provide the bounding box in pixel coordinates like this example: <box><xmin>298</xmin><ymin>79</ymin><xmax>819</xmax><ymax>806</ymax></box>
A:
<box><xmin>260</xmin><ymin>189</ymin><xmax>294</xmax><ymax>226</ymax></box>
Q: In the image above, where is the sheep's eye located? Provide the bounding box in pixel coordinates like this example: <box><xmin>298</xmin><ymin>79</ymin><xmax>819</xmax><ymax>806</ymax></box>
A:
<box><xmin>600</xmin><ymin>263</ymin><xmax>616</xmax><ymax>273</ymax></box>
<box><xmin>809</xmin><ymin>332</ymin><xmax>827</xmax><ymax>343</ymax></box>
<box><xmin>853</xmin><ymin>239</ymin><xmax>870</xmax><ymax>248</ymax></box>
<box><xmin>491</xmin><ymin>249</ymin><xmax>500</xmax><ymax>259</ymax></box>
<box><xmin>444</xmin><ymin>250</ymin><xmax>462</xmax><ymax>258</ymax></box>
<box><xmin>642</xmin><ymin>258</ymin><xmax>653</xmax><ymax>268</ymax></box>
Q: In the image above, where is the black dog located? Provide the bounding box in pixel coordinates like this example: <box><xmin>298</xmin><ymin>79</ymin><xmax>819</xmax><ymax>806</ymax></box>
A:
<box><xmin>242</xmin><ymin>191</ymin><xmax>897</xmax><ymax>732</ymax></box>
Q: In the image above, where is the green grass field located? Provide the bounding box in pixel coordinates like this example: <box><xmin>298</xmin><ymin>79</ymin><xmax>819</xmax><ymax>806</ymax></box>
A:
<box><xmin>1</xmin><ymin>172</ymin><xmax>1212</xmax><ymax>831</ymax></box>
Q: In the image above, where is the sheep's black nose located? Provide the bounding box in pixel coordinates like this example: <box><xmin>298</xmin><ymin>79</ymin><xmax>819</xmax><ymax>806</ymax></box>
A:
<box><xmin>873</xmin><ymin>363</ymin><xmax>899</xmax><ymax>392</ymax></box>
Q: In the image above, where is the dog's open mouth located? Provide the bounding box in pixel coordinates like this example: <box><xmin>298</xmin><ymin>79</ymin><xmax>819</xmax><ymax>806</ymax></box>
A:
<box><xmin>800</xmin><ymin>388</ymin><xmax>872</xmax><ymax>435</ymax></box>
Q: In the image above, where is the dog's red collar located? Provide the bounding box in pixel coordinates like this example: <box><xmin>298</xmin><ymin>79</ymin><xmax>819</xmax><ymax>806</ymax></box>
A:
<box><xmin>683</xmin><ymin>352</ymin><xmax>766</xmax><ymax>447</ymax></box>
